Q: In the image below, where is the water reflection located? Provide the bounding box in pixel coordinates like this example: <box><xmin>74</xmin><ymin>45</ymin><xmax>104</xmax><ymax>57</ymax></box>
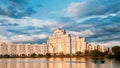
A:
<box><xmin>0</xmin><ymin>58</ymin><xmax>120</xmax><ymax>68</ymax></box>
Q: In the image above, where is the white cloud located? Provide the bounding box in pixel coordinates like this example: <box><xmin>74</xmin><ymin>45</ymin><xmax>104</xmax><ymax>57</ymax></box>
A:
<box><xmin>76</xmin><ymin>13</ymin><xmax>117</xmax><ymax>23</ymax></box>
<box><xmin>89</xmin><ymin>41</ymin><xmax>120</xmax><ymax>48</ymax></box>
<box><xmin>64</xmin><ymin>0</ymin><xmax>119</xmax><ymax>19</ymax></box>
<box><xmin>0</xmin><ymin>16</ymin><xmax>60</xmax><ymax>28</ymax></box>
<box><xmin>2</xmin><ymin>16</ymin><xmax>69</xmax><ymax>31</ymax></box>
<box><xmin>32</xmin><ymin>34</ymin><xmax>49</xmax><ymax>39</ymax></box>
<box><xmin>0</xmin><ymin>33</ymin><xmax>49</xmax><ymax>43</ymax></box>
<box><xmin>101</xmin><ymin>41</ymin><xmax>120</xmax><ymax>47</ymax></box>
<box><xmin>68</xmin><ymin>30</ymin><xmax>95</xmax><ymax>37</ymax></box>
<box><xmin>10</xmin><ymin>34</ymin><xmax>49</xmax><ymax>42</ymax></box>
<box><xmin>0</xmin><ymin>36</ymin><xmax>9</xmax><ymax>42</ymax></box>
<box><xmin>0</xmin><ymin>15</ymin><xmax>70</xmax><ymax>43</ymax></box>
<box><xmin>19</xmin><ymin>17</ymin><xmax>60</xmax><ymax>28</ymax></box>
<box><xmin>0</xmin><ymin>15</ymin><xmax>65</xmax><ymax>35</ymax></box>
<box><xmin>65</xmin><ymin>2</ymin><xmax>86</xmax><ymax>17</ymax></box>
<box><xmin>10</xmin><ymin>35</ymin><xmax>34</xmax><ymax>42</ymax></box>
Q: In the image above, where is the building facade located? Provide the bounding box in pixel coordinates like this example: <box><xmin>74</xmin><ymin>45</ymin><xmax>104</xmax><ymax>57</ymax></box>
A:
<box><xmin>47</xmin><ymin>28</ymin><xmax>87</xmax><ymax>54</ymax></box>
<box><xmin>87</xmin><ymin>44</ymin><xmax>107</xmax><ymax>52</ymax></box>
<box><xmin>0</xmin><ymin>42</ymin><xmax>47</xmax><ymax>56</ymax></box>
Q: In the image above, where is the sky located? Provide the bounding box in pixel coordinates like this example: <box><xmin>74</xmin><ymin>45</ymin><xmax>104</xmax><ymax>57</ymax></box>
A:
<box><xmin>0</xmin><ymin>0</ymin><xmax>120</xmax><ymax>47</ymax></box>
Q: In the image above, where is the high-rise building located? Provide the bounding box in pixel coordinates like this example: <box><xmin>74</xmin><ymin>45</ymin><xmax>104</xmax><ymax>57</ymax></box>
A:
<box><xmin>47</xmin><ymin>28</ymin><xmax>87</xmax><ymax>54</ymax></box>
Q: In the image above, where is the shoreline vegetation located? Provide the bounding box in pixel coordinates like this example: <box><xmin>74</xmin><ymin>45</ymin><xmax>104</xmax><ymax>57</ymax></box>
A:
<box><xmin>0</xmin><ymin>46</ymin><xmax>119</xmax><ymax>60</ymax></box>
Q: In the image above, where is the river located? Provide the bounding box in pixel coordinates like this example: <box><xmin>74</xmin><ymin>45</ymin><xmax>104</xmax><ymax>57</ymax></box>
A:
<box><xmin>0</xmin><ymin>58</ymin><xmax>120</xmax><ymax>68</ymax></box>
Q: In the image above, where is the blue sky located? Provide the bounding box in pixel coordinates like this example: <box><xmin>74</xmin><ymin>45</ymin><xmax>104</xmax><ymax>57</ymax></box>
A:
<box><xmin>0</xmin><ymin>0</ymin><xmax>120</xmax><ymax>47</ymax></box>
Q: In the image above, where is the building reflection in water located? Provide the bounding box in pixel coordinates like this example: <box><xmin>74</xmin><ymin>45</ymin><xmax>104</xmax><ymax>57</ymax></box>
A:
<box><xmin>0</xmin><ymin>58</ymin><xmax>116</xmax><ymax>68</ymax></box>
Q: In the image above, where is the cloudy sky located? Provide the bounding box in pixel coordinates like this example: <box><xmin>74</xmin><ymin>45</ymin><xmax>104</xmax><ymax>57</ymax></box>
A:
<box><xmin>0</xmin><ymin>0</ymin><xmax>120</xmax><ymax>47</ymax></box>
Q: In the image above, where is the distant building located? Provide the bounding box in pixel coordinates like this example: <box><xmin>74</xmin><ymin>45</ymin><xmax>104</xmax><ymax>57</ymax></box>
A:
<box><xmin>0</xmin><ymin>42</ymin><xmax>47</xmax><ymax>56</ymax></box>
<box><xmin>0</xmin><ymin>42</ymin><xmax>7</xmax><ymax>55</ymax></box>
<box><xmin>47</xmin><ymin>28</ymin><xmax>87</xmax><ymax>54</ymax></box>
<box><xmin>87</xmin><ymin>44</ymin><xmax>107</xmax><ymax>52</ymax></box>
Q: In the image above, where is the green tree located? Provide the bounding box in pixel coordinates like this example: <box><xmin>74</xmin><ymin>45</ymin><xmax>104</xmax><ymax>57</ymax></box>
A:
<box><xmin>58</xmin><ymin>51</ymin><xmax>64</xmax><ymax>57</ymax></box>
<box><xmin>112</xmin><ymin>46</ymin><xmax>120</xmax><ymax>55</ymax></box>
<box><xmin>4</xmin><ymin>54</ymin><xmax>10</xmax><ymax>58</ymax></box>
<box><xmin>90</xmin><ymin>50</ymin><xmax>100</xmax><ymax>57</ymax></box>
<box><xmin>31</xmin><ymin>53</ymin><xmax>37</xmax><ymax>57</ymax></box>
<box><xmin>65</xmin><ymin>53</ymin><xmax>70</xmax><ymax>57</ymax></box>
<box><xmin>76</xmin><ymin>51</ymin><xmax>81</xmax><ymax>56</ymax></box>
<box><xmin>53</xmin><ymin>53</ymin><xmax>57</xmax><ymax>57</ymax></box>
<box><xmin>112</xmin><ymin>46</ymin><xmax>120</xmax><ymax>59</ymax></box>
<box><xmin>115</xmin><ymin>51</ymin><xmax>120</xmax><ymax>60</ymax></box>
<box><xmin>45</xmin><ymin>53</ymin><xmax>51</xmax><ymax>57</ymax></box>
<box><xmin>38</xmin><ymin>54</ymin><xmax>43</xmax><ymax>57</ymax></box>
<box><xmin>99</xmin><ymin>52</ymin><xmax>106</xmax><ymax>57</ymax></box>
<box><xmin>90</xmin><ymin>50</ymin><xmax>106</xmax><ymax>58</ymax></box>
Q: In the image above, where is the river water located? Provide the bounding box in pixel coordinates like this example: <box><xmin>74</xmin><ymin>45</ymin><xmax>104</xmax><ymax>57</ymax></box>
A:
<box><xmin>0</xmin><ymin>58</ymin><xmax>120</xmax><ymax>68</ymax></box>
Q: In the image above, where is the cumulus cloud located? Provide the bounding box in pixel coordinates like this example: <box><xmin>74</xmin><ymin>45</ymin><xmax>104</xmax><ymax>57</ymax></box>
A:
<box><xmin>89</xmin><ymin>41</ymin><xmax>120</xmax><ymax>47</ymax></box>
<box><xmin>10</xmin><ymin>35</ymin><xmax>34</xmax><ymax>42</ymax></box>
<box><xmin>65</xmin><ymin>0</ymin><xmax>120</xmax><ymax>18</ymax></box>
<box><xmin>31</xmin><ymin>34</ymin><xmax>49</xmax><ymax>40</ymax></box>
<box><xmin>0</xmin><ymin>34</ymin><xmax>49</xmax><ymax>43</ymax></box>
<box><xmin>68</xmin><ymin>30</ymin><xmax>95</xmax><ymax>37</ymax></box>
<box><xmin>10</xmin><ymin>34</ymin><xmax>49</xmax><ymax>42</ymax></box>
<box><xmin>0</xmin><ymin>15</ymin><xmax>67</xmax><ymax>43</ymax></box>
<box><xmin>76</xmin><ymin>13</ymin><xmax>117</xmax><ymax>23</ymax></box>
<box><xmin>102</xmin><ymin>41</ymin><xmax>120</xmax><ymax>47</ymax></box>
<box><xmin>0</xmin><ymin>0</ymin><xmax>35</xmax><ymax>18</ymax></box>
<box><xmin>65</xmin><ymin>2</ymin><xmax>86</xmax><ymax>17</ymax></box>
<box><xmin>0</xmin><ymin>15</ymin><xmax>71</xmax><ymax>36</ymax></box>
<box><xmin>0</xmin><ymin>36</ymin><xmax>9</xmax><ymax>42</ymax></box>
<box><xmin>0</xmin><ymin>16</ymin><xmax>63</xmax><ymax>28</ymax></box>
<box><xmin>85</xmin><ymin>22</ymin><xmax>120</xmax><ymax>47</ymax></box>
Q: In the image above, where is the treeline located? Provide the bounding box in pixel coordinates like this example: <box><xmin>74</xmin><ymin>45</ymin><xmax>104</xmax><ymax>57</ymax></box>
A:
<box><xmin>89</xmin><ymin>46</ymin><xmax>120</xmax><ymax>60</ymax></box>
<box><xmin>0</xmin><ymin>51</ymin><xmax>106</xmax><ymax>58</ymax></box>
<box><xmin>0</xmin><ymin>46</ymin><xmax>120</xmax><ymax>59</ymax></box>
<box><xmin>0</xmin><ymin>53</ymin><xmax>44</xmax><ymax>58</ymax></box>
<box><xmin>108</xmin><ymin>46</ymin><xmax>120</xmax><ymax>60</ymax></box>
<box><xmin>0</xmin><ymin>52</ymin><xmax>84</xmax><ymax>58</ymax></box>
